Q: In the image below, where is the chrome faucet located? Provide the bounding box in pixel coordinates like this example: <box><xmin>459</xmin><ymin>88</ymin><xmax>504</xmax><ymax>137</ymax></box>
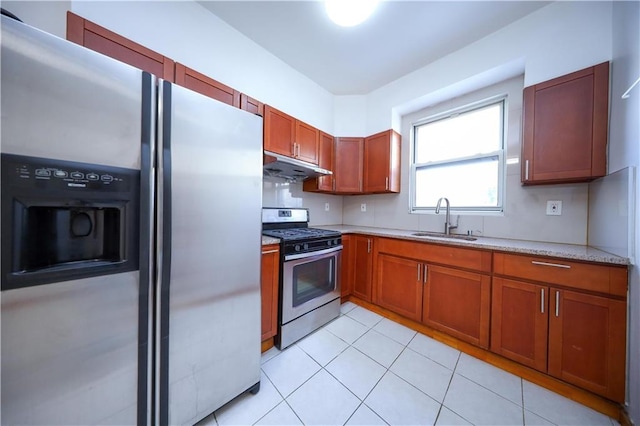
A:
<box><xmin>435</xmin><ymin>197</ymin><xmax>457</xmax><ymax>235</ymax></box>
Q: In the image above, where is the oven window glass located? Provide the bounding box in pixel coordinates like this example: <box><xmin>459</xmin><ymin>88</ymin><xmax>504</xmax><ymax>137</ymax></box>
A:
<box><xmin>292</xmin><ymin>256</ymin><xmax>335</xmax><ymax>307</ymax></box>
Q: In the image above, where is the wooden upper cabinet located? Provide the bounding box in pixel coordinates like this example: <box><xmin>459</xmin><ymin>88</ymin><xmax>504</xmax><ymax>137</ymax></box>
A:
<box><xmin>240</xmin><ymin>94</ymin><xmax>264</xmax><ymax>117</ymax></box>
<box><xmin>264</xmin><ymin>105</ymin><xmax>296</xmax><ymax>157</ymax></box>
<box><xmin>174</xmin><ymin>63</ymin><xmax>240</xmax><ymax>108</ymax></box>
<box><xmin>295</xmin><ymin>120</ymin><xmax>320</xmax><ymax>164</ymax></box>
<box><xmin>521</xmin><ymin>62</ymin><xmax>609</xmax><ymax>185</ymax></box>
<box><xmin>364</xmin><ymin>130</ymin><xmax>401</xmax><ymax>193</ymax></box>
<box><xmin>334</xmin><ymin>137</ymin><xmax>364</xmax><ymax>193</ymax></box>
<box><xmin>66</xmin><ymin>12</ymin><xmax>174</xmax><ymax>81</ymax></box>
<box><xmin>303</xmin><ymin>131</ymin><xmax>335</xmax><ymax>192</ymax></box>
<box><xmin>263</xmin><ymin>105</ymin><xmax>319</xmax><ymax>164</ymax></box>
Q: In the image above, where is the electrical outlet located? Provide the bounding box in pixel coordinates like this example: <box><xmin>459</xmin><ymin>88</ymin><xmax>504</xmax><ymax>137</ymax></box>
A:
<box><xmin>361</xmin><ymin>203</ymin><xmax>367</xmax><ymax>212</ymax></box>
<box><xmin>325</xmin><ymin>202</ymin><xmax>330</xmax><ymax>212</ymax></box>
<box><xmin>546</xmin><ymin>200</ymin><xmax>562</xmax><ymax>216</ymax></box>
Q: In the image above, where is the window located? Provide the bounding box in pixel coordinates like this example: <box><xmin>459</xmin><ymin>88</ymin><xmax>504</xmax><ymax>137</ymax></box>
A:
<box><xmin>410</xmin><ymin>97</ymin><xmax>505</xmax><ymax>214</ymax></box>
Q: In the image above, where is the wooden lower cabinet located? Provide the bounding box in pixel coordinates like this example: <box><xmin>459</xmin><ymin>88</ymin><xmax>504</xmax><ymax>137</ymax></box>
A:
<box><xmin>491</xmin><ymin>277</ymin><xmax>627</xmax><ymax>402</ymax></box>
<box><xmin>491</xmin><ymin>277</ymin><xmax>548</xmax><ymax>371</ymax></box>
<box><xmin>375</xmin><ymin>254</ymin><xmax>423</xmax><ymax>321</ymax></box>
<box><xmin>423</xmin><ymin>265</ymin><xmax>491</xmax><ymax>348</ymax></box>
<box><xmin>340</xmin><ymin>235</ymin><xmax>353</xmax><ymax>298</ymax></box>
<box><xmin>352</xmin><ymin>235</ymin><xmax>374</xmax><ymax>302</ymax></box>
<box><xmin>261</xmin><ymin>244</ymin><xmax>280</xmax><ymax>342</ymax></box>
<box><xmin>548</xmin><ymin>289</ymin><xmax>626</xmax><ymax>402</ymax></box>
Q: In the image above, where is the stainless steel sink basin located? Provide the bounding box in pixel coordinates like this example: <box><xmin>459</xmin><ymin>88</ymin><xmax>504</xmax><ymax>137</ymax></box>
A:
<box><xmin>412</xmin><ymin>232</ymin><xmax>477</xmax><ymax>241</ymax></box>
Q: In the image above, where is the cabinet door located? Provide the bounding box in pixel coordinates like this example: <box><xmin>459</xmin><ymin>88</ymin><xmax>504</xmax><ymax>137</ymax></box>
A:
<box><xmin>375</xmin><ymin>254</ymin><xmax>423</xmax><ymax>321</ymax></box>
<box><xmin>423</xmin><ymin>265</ymin><xmax>491</xmax><ymax>348</ymax></box>
<box><xmin>340</xmin><ymin>235</ymin><xmax>353</xmax><ymax>298</ymax></box>
<box><xmin>364</xmin><ymin>130</ymin><xmax>401</xmax><ymax>193</ymax></box>
<box><xmin>261</xmin><ymin>245</ymin><xmax>280</xmax><ymax>342</ymax></box>
<box><xmin>264</xmin><ymin>105</ymin><xmax>295</xmax><ymax>157</ymax></box>
<box><xmin>303</xmin><ymin>131</ymin><xmax>335</xmax><ymax>193</ymax></box>
<box><xmin>334</xmin><ymin>137</ymin><xmax>364</xmax><ymax>193</ymax></box>
<box><xmin>522</xmin><ymin>62</ymin><xmax>608</xmax><ymax>184</ymax></box>
<box><xmin>548</xmin><ymin>289</ymin><xmax>626</xmax><ymax>402</ymax></box>
<box><xmin>175</xmin><ymin>63</ymin><xmax>240</xmax><ymax>107</ymax></box>
<box><xmin>491</xmin><ymin>278</ymin><xmax>548</xmax><ymax>372</ymax></box>
<box><xmin>295</xmin><ymin>121</ymin><xmax>319</xmax><ymax>164</ymax></box>
<box><xmin>66</xmin><ymin>12</ymin><xmax>174</xmax><ymax>82</ymax></box>
<box><xmin>352</xmin><ymin>236</ymin><xmax>373</xmax><ymax>302</ymax></box>
<box><xmin>240</xmin><ymin>94</ymin><xmax>264</xmax><ymax>116</ymax></box>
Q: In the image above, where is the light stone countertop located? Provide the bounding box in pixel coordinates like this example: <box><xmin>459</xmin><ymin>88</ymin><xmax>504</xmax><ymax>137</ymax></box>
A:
<box><xmin>314</xmin><ymin>225</ymin><xmax>630</xmax><ymax>266</ymax></box>
<box><xmin>261</xmin><ymin>236</ymin><xmax>280</xmax><ymax>246</ymax></box>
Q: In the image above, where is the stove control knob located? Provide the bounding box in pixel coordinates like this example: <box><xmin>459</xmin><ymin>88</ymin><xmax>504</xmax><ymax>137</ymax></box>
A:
<box><xmin>295</xmin><ymin>244</ymin><xmax>301</xmax><ymax>252</ymax></box>
<box><xmin>327</xmin><ymin>240</ymin><xmax>332</xmax><ymax>246</ymax></box>
<box><xmin>334</xmin><ymin>239</ymin><xmax>339</xmax><ymax>245</ymax></box>
<box><xmin>303</xmin><ymin>243</ymin><xmax>309</xmax><ymax>250</ymax></box>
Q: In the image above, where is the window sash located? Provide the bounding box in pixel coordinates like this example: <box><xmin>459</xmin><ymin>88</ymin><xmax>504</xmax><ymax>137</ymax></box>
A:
<box><xmin>410</xmin><ymin>97</ymin><xmax>506</xmax><ymax>214</ymax></box>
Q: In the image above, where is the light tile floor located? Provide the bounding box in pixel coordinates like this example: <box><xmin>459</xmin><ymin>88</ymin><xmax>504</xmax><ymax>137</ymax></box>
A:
<box><xmin>199</xmin><ymin>302</ymin><xmax>619</xmax><ymax>426</ymax></box>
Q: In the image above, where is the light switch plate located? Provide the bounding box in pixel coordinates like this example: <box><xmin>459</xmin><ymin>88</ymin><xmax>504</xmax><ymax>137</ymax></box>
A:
<box><xmin>546</xmin><ymin>200</ymin><xmax>562</xmax><ymax>215</ymax></box>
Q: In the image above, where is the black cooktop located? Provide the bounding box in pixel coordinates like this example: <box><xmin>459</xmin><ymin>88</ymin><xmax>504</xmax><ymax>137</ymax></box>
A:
<box><xmin>262</xmin><ymin>227</ymin><xmax>341</xmax><ymax>242</ymax></box>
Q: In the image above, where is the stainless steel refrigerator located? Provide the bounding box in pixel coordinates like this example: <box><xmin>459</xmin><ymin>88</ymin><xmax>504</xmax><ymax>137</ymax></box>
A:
<box><xmin>0</xmin><ymin>15</ymin><xmax>263</xmax><ymax>425</ymax></box>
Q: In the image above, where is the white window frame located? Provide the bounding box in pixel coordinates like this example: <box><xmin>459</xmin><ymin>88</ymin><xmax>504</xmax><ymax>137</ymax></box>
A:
<box><xmin>410</xmin><ymin>96</ymin><xmax>507</xmax><ymax>215</ymax></box>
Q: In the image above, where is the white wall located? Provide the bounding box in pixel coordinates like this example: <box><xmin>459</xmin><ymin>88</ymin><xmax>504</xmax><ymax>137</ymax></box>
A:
<box><xmin>2</xmin><ymin>1</ymin><xmax>70</xmax><ymax>38</ymax></box>
<box><xmin>342</xmin><ymin>75</ymin><xmax>589</xmax><ymax>244</ymax></box>
<box><xmin>610</xmin><ymin>1</ymin><xmax>640</xmax><ymax>421</ymax></box>
<box><xmin>341</xmin><ymin>1</ymin><xmax>613</xmax><ymax>135</ymax></box>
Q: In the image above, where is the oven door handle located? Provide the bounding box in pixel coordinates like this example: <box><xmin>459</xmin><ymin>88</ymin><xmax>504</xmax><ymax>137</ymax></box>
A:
<box><xmin>284</xmin><ymin>245</ymin><xmax>343</xmax><ymax>261</ymax></box>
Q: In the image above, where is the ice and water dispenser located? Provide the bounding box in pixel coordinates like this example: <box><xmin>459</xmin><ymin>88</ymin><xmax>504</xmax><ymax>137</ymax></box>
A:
<box><xmin>1</xmin><ymin>153</ymin><xmax>139</xmax><ymax>289</ymax></box>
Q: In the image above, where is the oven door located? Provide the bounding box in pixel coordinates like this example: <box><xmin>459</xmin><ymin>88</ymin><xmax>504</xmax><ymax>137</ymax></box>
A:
<box><xmin>282</xmin><ymin>245</ymin><xmax>342</xmax><ymax>325</ymax></box>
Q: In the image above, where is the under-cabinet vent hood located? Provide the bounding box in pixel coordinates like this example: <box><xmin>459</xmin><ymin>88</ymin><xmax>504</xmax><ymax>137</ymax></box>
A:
<box><xmin>263</xmin><ymin>150</ymin><xmax>332</xmax><ymax>182</ymax></box>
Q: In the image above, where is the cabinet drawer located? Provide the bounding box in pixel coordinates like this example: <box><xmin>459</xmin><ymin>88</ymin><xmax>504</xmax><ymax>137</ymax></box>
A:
<box><xmin>493</xmin><ymin>253</ymin><xmax>627</xmax><ymax>297</ymax></box>
<box><xmin>377</xmin><ymin>238</ymin><xmax>491</xmax><ymax>273</ymax></box>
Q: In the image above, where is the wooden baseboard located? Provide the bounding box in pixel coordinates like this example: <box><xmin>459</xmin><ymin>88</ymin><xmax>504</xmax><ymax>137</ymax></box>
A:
<box><xmin>345</xmin><ymin>295</ymin><xmax>626</xmax><ymax>422</ymax></box>
<box><xmin>261</xmin><ymin>338</ymin><xmax>274</xmax><ymax>353</ymax></box>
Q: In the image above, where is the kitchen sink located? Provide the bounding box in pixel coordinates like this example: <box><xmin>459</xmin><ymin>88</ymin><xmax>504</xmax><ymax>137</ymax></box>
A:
<box><xmin>412</xmin><ymin>232</ymin><xmax>477</xmax><ymax>241</ymax></box>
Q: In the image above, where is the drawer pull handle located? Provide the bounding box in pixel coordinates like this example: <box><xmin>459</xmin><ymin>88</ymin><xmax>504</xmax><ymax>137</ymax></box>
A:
<box><xmin>367</xmin><ymin>239</ymin><xmax>371</xmax><ymax>253</ymax></box>
<box><xmin>262</xmin><ymin>249</ymin><xmax>279</xmax><ymax>254</ymax></box>
<box><xmin>525</xmin><ymin>160</ymin><xmax>529</xmax><ymax>180</ymax></box>
<box><xmin>541</xmin><ymin>288</ymin><xmax>545</xmax><ymax>314</ymax></box>
<box><xmin>531</xmin><ymin>261</ymin><xmax>571</xmax><ymax>269</ymax></box>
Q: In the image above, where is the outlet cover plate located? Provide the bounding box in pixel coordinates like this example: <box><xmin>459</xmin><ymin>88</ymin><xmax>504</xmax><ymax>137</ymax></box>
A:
<box><xmin>361</xmin><ymin>203</ymin><xmax>367</xmax><ymax>212</ymax></box>
<box><xmin>546</xmin><ymin>200</ymin><xmax>562</xmax><ymax>215</ymax></box>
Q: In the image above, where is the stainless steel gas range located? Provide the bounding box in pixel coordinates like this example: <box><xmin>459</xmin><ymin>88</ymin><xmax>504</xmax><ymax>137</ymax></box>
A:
<box><xmin>262</xmin><ymin>208</ymin><xmax>342</xmax><ymax>349</ymax></box>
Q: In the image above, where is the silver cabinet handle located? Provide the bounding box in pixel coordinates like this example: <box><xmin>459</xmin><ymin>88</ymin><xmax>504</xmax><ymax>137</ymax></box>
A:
<box><xmin>385</xmin><ymin>177</ymin><xmax>389</xmax><ymax>190</ymax></box>
<box><xmin>332</xmin><ymin>179</ymin><xmax>336</xmax><ymax>192</ymax></box>
<box><xmin>555</xmin><ymin>290</ymin><xmax>560</xmax><ymax>317</ymax></box>
<box><xmin>423</xmin><ymin>264</ymin><xmax>428</xmax><ymax>283</ymax></box>
<box><xmin>541</xmin><ymin>288</ymin><xmax>545</xmax><ymax>314</ymax></box>
<box><xmin>359</xmin><ymin>179</ymin><xmax>362</xmax><ymax>192</ymax></box>
<box><xmin>367</xmin><ymin>238</ymin><xmax>371</xmax><ymax>253</ymax></box>
<box><xmin>531</xmin><ymin>260</ymin><xmax>571</xmax><ymax>269</ymax></box>
<box><xmin>417</xmin><ymin>263</ymin><xmax>421</xmax><ymax>282</ymax></box>
<box><xmin>261</xmin><ymin>249</ymin><xmax>279</xmax><ymax>255</ymax></box>
<box><xmin>525</xmin><ymin>160</ymin><xmax>529</xmax><ymax>180</ymax></box>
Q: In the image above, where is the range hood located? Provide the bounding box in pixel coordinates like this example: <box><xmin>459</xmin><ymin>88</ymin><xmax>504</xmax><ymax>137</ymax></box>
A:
<box><xmin>263</xmin><ymin>150</ymin><xmax>332</xmax><ymax>182</ymax></box>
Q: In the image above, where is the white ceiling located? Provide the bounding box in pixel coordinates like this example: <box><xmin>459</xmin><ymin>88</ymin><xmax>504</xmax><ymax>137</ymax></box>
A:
<box><xmin>198</xmin><ymin>1</ymin><xmax>550</xmax><ymax>95</ymax></box>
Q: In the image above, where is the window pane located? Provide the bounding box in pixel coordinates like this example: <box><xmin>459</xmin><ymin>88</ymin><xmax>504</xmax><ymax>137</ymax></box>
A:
<box><xmin>415</xmin><ymin>158</ymin><xmax>499</xmax><ymax>208</ymax></box>
<box><xmin>415</xmin><ymin>103</ymin><xmax>502</xmax><ymax>163</ymax></box>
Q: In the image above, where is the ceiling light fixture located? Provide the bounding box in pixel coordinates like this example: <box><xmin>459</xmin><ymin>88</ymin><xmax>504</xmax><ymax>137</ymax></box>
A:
<box><xmin>325</xmin><ymin>0</ymin><xmax>380</xmax><ymax>27</ymax></box>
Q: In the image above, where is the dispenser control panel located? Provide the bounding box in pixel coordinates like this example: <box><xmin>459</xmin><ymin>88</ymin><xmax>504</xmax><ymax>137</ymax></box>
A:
<box><xmin>2</xmin><ymin>153</ymin><xmax>136</xmax><ymax>192</ymax></box>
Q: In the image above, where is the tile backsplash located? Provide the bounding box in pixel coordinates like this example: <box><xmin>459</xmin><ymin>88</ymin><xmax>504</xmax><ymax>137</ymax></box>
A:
<box><xmin>588</xmin><ymin>167</ymin><xmax>636</xmax><ymax>262</ymax></box>
<box><xmin>262</xmin><ymin>177</ymin><xmax>343</xmax><ymax>226</ymax></box>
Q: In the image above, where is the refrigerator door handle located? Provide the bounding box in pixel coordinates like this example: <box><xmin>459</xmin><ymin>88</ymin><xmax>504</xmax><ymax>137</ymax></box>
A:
<box><xmin>155</xmin><ymin>79</ymin><xmax>173</xmax><ymax>425</ymax></box>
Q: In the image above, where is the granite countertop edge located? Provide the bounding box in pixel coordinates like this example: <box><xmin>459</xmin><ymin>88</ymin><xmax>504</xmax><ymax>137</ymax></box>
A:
<box><xmin>261</xmin><ymin>236</ymin><xmax>280</xmax><ymax>246</ymax></box>
<box><xmin>314</xmin><ymin>225</ymin><xmax>630</xmax><ymax>266</ymax></box>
